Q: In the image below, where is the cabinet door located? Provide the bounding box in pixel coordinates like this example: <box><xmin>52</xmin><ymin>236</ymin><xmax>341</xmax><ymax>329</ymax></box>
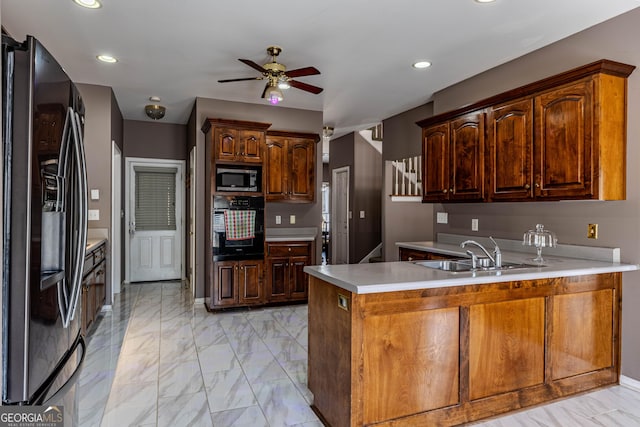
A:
<box><xmin>289</xmin><ymin>256</ymin><xmax>309</xmax><ymax>300</ymax></box>
<box><xmin>488</xmin><ymin>99</ymin><xmax>534</xmax><ymax>201</ymax></box>
<box><xmin>399</xmin><ymin>248</ymin><xmax>430</xmax><ymax>261</ymax></box>
<box><xmin>81</xmin><ymin>280</ymin><xmax>90</xmax><ymax>336</ymax></box>
<box><xmin>213</xmin><ymin>261</ymin><xmax>239</xmax><ymax>306</ymax></box>
<box><xmin>289</xmin><ymin>138</ymin><xmax>315</xmax><ymax>202</ymax></box>
<box><xmin>265</xmin><ymin>137</ymin><xmax>288</xmax><ymax>201</ymax></box>
<box><xmin>534</xmin><ymin>80</ymin><xmax>594</xmax><ymax>199</ymax></box>
<box><xmin>449</xmin><ymin>112</ymin><xmax>485</xmax><ymax>201</ymax></box>
<box><xmin>239</xmin><ymin>130</ymin><xmax>263</xmax><ymax>163</ymax></box>
<box><xmin>215</xmin><ymin>128</ymin><xmax>239</xmax><ymax>162</ymax></box>
<box><xmin>239</xmin><ymin>260</ymin><xmax>263</xmax><ymax>305</ymax></box>
<box><xmin>267</xmin><ymin>257</ymin><xmax>289</xmax><ymax>301</ymax></box>
<box><xmin>422</xmin><ymin>123</ymin><xmax>450</xmax><ymax>202</ymax></box>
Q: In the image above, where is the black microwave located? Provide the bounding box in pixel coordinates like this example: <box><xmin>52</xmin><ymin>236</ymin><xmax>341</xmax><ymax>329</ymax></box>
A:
<box><xmin>216</xmin><ymin>166</ymin><xmax>261</xmax><ymax>192</ymax></box>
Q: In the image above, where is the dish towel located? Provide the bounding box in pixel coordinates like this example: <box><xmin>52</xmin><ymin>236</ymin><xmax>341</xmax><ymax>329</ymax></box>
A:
<box><xmin>224</xmin><ymin>210</ymin><xmax>256</xmax><ymax>240</ymax></box>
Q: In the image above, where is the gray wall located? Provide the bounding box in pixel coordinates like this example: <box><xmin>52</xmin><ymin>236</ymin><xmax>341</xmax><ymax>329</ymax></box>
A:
<box><xmin>77</xmin><ymin>83</ymin><xmax>123</xmax><ymax>304</ymax></box>
<box><xmin>382</xmin><ymin>103</ymin><xmax>435</xmax><ymax>261</ymax></box>
<box><xmin>426</xmin><ymin>8</ymin><xmax>640</xmax><ymax>380</ymax></box>
<box><xmin>123</xmin><ymin>120</ymin><xmax>187</xmax><ymax>160</ymax></box>
<box><xmin>353</xmin><ymin>133</ymin><xmax>382</xmax><ymax>262</ymax></box>
<box><xmin>191</xmin><ymin>97</ymin><xmax>323</xmax><ymax>299</ymax></box>
<box><xmin>329</xmin><ymin>133</ymin><xmax>382</xmax><ymax>264</ymax></box>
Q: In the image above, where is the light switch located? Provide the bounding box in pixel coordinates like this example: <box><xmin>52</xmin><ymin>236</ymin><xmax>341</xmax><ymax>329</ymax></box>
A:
<box><xmin>359</xmin><ymin>210</ymin><xmax>365</xmax><ymax>219</ymax></box>
<box><xmin>289</xmin><ymin>215</ymin><xmax>296</xmax><ymax>225</ymax></box>
<box><xmin>471</xmin><ymin>218</ymin><xmax>479</xmax><ymax>231</ymax></box>
<box><xmin>88</xmin><ymin>209</ymin><xmax>100</xmax><ymax>221</ymax></box>
<box><xmin>437</xmin><ymin>212</ymin><xmax>448</xmax><ymax>224</ymax></box>
<box><xmin>275</xmin><ymin>215</ymin><xmax>281</xmax><ymax>225</ymax></box>
<box><xmin>90</xmin><ymin>189</ymin><xmax>100</xmax><ymax>200</ymax></box>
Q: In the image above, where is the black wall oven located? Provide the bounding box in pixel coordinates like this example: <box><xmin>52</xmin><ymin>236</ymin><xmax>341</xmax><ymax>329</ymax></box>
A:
<box><xmin>212</xmin><ymin>195</ymin><xmax>264</xmax><ymax>261</ymax></box>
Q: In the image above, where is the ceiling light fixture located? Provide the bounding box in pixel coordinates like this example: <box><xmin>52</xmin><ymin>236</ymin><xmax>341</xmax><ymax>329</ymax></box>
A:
<box><xmin>145</xmin><ymin>97</ymin><xmax>166</xmax><ymax>120</ymax></box>
<box><xmin>277</xmin><ymin>80</ymin><xmax>291</xmax><ymax>90</ymax></box>
<box><xmin>474</xmin><ymin>0</ymin><xmax>496</xmax><ymax>3</ymax></box>
<box><xmin>412</xmin><ymin>61</ymin><xmax>432</xmax><ymax>69</ymax></box>
<box><xmin>265</xmin><ymin>85</ymin><xmax>283</xmax><ymax>105</ymax></box>
<box><xmin>73</xmin><ymin>0</ymin><xmax>101</xmax><ymax>9</ymax></box>
<box><xmin>96</xmin><ymin>54</ymin><xmax>117</xmax><ymax>63</ymax></box>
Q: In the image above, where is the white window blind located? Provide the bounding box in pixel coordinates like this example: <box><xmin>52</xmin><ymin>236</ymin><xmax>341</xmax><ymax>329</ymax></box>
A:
<box><xmin>135</xmin><ymin>167</ymin><xmax>177</xmax><ymax>231</ymax></box>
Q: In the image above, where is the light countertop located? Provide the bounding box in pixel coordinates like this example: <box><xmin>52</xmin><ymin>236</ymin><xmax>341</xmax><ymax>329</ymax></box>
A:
<box><xmin>265</xmin><ymin>227</ymin><xmax>317</xmax><ymax>242</ymax></box>
<box><xmin>86</xmin><ymin>238</ymin><xmax>107</xmax><ymax>253</ymax></box>
<box><xmin>305</xmin><ymin>238</ymin><xmax>639</xmax><ymax>294</ymax></box>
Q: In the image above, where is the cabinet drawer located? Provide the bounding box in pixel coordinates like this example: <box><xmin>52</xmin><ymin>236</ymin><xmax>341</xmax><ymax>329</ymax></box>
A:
<box><xmin>94</xmin><ymin>245</ymin><xmax>106</xmax><ymax>263</ymax></box>
<box><xmin>267</xmin><ymin>243</ymin><xmax>311</xmax><ymax>257</ymax></box>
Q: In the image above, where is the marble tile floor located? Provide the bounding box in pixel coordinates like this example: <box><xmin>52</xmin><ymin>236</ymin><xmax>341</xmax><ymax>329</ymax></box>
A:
<box><xmin>77</xmin><ymin>281</ymin><xmax>640</xmax><ymax>427</ymax></box>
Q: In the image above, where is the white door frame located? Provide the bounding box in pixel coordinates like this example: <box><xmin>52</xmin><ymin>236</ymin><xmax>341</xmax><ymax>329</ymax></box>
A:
<box><xmin>125</xmin><ymin>157</ymin><xmax>186</xmax><ymax>283</ymax></box>
<box><xmin>111</xmin><ymin>142</ymin><xmax>122</xmax><ymax>295</ymax></box>
<box><xmin>189</xmin><ymin>146</ymin><xmax>197</xmax><ymax>298</ymax></box>
<box><xmin>331</xmin><ymin>166</ymin><xmax>350</xmax><ymax>264</ymax></box>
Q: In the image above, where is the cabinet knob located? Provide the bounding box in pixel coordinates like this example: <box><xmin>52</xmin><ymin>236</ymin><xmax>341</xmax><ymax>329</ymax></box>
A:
<box><xmin>443</xmin><ymin>189</ymin><xmax>448</xmax><ymax>194</ymax></box>
<box><xmin>408</xmin><ymin>257</ymin><xmax>414</xmax><ymax>261</ymax></box>
<box><xmin>535</xmin><ymin>183</ymin><xmax>540</xmax><ymax>188</ymax></box>
<box><xmin>524</xmin><ymin>184</ymin><xmax>531</xmax><ymax>190</ymax></box>
<box><xmin>288</xmin><ymin>247</ymin><xmax>291</xmax><ymax>252</ymax></box>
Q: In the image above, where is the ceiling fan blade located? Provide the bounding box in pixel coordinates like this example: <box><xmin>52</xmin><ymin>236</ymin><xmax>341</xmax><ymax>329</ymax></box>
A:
<box><xmin>239</xmin><ymin>59</ymin><xmax>267</xmax><ymax>73</ymax></box>
<box><xmin>260</xmin><ymin>83</ymin><xmax>269</xmax><ymax>99</ymax></box>
<box><xmin>218</xmin><ymin>77</ymin><xmax>263</xmax><ymax>83</ymax></box>
<box><xmin>289</xmin><ymin>80</ymin><xmax>324</xmax><ymax>94</ymax></box>
<box><xmin>286</xmin><ymin>66</ymin><xmax>321</xmax><ymax>78</ymax></box>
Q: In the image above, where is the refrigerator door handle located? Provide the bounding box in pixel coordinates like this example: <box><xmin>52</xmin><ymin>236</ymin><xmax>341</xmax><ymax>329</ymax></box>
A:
<box><xmin>67</xmin><ymin>110</ymin><xmax>88</xmax><ymax>324</ymax></box>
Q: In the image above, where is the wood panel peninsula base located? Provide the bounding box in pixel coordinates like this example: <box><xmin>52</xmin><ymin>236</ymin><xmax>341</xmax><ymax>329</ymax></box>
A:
<box><xmin>307</xmin><ymin>273</ymin><xmax>621</xmax><ymax>427</ymax></box>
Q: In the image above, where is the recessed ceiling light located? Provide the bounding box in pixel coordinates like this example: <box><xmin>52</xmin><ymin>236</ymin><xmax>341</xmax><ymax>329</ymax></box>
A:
<box><xmin>474</xmin><ymin>0</ymin><xmax>496</xmax><ymax>3</ymax></box>
<box><xmin>73</xmin><ymin>0</ymin><xmax>101</xmax><ymax>9</ymax></box>
<box><xmin>96</xmin><ymin>55</ymin><xmax>117</xmax><ymax>63</ymax></box>
<box><xmin>412</xmin><ymin>61</ymin><xmax>432</xmax><ymax>69</ymax></box>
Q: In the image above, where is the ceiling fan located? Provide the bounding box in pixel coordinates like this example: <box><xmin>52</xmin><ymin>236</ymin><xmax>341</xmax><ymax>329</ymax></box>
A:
<box><xmin>218</xmin><ymin>46</ymin><xmax>323</xmax><ymax>105</ymax></box>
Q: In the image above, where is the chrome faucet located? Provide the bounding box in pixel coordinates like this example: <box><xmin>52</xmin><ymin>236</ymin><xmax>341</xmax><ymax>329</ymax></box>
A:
<box><xmin>460</xmin><ymin>237</ymin><xmax>502</xmax><ymax>268</ymax></box>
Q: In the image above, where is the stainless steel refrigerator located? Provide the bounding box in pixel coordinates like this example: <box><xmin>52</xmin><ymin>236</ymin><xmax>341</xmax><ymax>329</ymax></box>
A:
<box><xmin>2</xmin><ymin>34</ymin><xmax>88</xmax><ymax>417</ymax></box>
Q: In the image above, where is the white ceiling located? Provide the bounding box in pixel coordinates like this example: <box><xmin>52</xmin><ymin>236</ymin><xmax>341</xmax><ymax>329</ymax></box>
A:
<box><xmin>3</xmin><ymin>0</ymin><xmax>640</xmax><ymax>137</ymax></box>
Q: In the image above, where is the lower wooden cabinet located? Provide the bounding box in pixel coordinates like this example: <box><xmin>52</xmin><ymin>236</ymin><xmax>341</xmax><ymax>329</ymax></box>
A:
<box><xmin>81</xmin><ymin>242</ymin><xmax>107</xmax><ymax>336</ymax></box>
<box><xmin>266</xmin><ymin>241</ymin><xmax>312</xmax><ymax>302</ymax></box>
<box><xmin>208</xmin><ymin>259</ymin><xmax>264</xmax><ymax>309</ymax></box>
<box><xmin>309</xmin><ymin>272</ymin><xmax>621</xmax><ymax>427</ymax></box>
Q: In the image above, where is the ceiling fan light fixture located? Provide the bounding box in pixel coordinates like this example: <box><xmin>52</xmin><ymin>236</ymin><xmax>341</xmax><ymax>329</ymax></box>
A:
<box><xmin>265</xmin><ymin>86</ymin><xmax>284</xmax><ymax>105</ymax></box>
<box><xmin>277</xmin><ymin>80</ymin><xmax>291</xmax><ymax>90</ymax></box>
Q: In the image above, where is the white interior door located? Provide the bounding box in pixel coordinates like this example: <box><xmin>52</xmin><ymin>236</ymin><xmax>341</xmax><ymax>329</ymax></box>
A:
<box><xmin>111</xmin><ymin>142</ymin><xmax>122</xmax><ymax>294</ymax></box>
<box><xmin>189</xmin><ymin>147</ymin><xmax>196</xmax><ymax>297</ymax></box>
<box><xmin>127</xmin><ymin>159</ymin><xmax>184</xmax><ymax>282</ymax></box>
<box><xmin>331</xmin><ymin>166</ymin><xmax>349</xmax><ymax>264</ymax></box>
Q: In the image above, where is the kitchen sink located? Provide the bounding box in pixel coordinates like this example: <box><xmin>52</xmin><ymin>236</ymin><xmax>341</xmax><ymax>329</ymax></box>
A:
<box><xmin>413</xmin><ymin>259</ymin><xmax>543</xmax><ymax>272</ymax></box>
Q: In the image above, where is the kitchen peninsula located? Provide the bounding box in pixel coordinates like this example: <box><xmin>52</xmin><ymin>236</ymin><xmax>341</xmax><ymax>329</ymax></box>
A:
<box><xmin>304</xmin><ymin>238</ymin><xmax>638</xmax><ymax>427</ymax></box>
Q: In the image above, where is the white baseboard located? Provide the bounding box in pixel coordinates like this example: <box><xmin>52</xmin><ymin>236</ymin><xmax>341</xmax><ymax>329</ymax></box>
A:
<box><xmin>620</xmin><ymin>375</ymin><xmax>640</xmax><ymax>392</ymax></box>
<box><xmin>194</xmin><ymin>298</ymin><xmax>205</xmax><ymax>305</ymax></box>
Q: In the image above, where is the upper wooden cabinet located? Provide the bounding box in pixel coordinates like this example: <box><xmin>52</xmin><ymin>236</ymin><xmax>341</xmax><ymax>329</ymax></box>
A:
<box><xmin>265</xmin><ymin>130</ymin><xmax>319</xmax><ymax>203</ymax></box>
<box><xmin>202</xmin><ymin>118</ymin><xmax>271</xmax><ymax>165</ymax></box>
<box><xmin>487</xmin><ymin>98</ymin><xmax>534</xmax><ymax>201</ymax></box>
<box><xmin>422</xmin><ymin>112</ymin><xmax>485</xmax><ymax>202</ymax></box>
<box><xmin>418</xmin><ymin>59</ymin><xmax>635</xmax><ymax>202</ymax></box>
<box><xmin>534</xmin><ymin>79</ymin><xmax>595</xmax><ymax>200</ymax></box>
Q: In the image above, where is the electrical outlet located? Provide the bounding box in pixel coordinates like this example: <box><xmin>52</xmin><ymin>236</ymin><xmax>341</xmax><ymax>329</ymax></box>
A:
<box><xmin>275</xmin><ymin>215</ymin><xmax>281</xmax><ymax>225</ymax></box>
<box><xmin>289</xmin><ymin>215</ymin><xmax>296</xmax><ymax>225</ymax></box>
<box><xmin>359</xmin><ymin>210</ymin><xmax>365</xmax><ymax>219</ymax></box>
<box><xmin>88</xmin><ymin>209</ymin><xmax>100</xmax><ymax>221</ymax></box>
<box><xmin>436</xmin><ymin>212</ymin><xmax>448</xmax><ymax>224</ymax></box>
<box><xmin>471</xmin><ymin>218</ymin><xmax>479</xmax><ymax>232</ymax></box>
<box><xmin>588</xmin><ymin>223</ymin><xmax>598</xmax><ymax>239</ymax></box>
